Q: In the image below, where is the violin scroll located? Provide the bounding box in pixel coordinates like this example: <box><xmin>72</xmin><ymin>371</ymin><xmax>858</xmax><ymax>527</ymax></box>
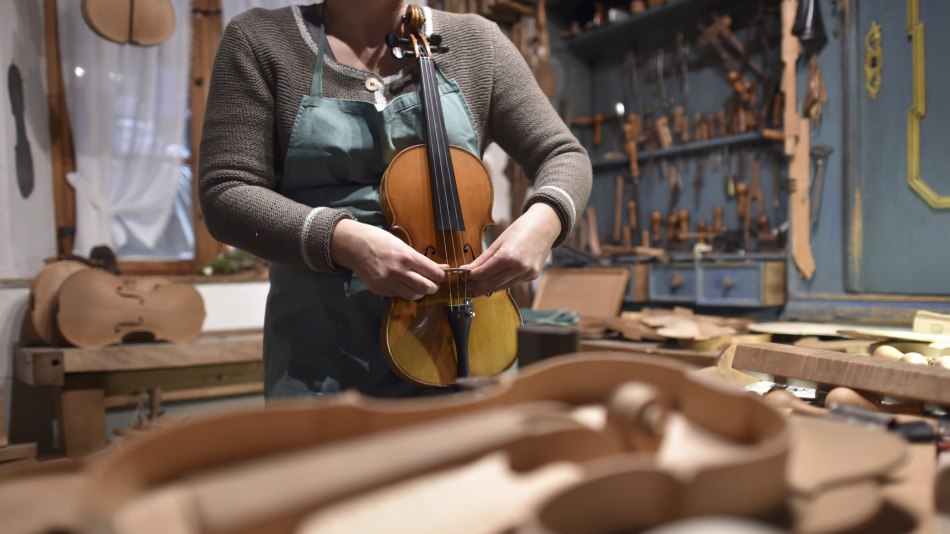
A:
<box><xmin>385</xmin><ymin>5</ymin><xmax>449</xmax><ymax>61</ymax></box>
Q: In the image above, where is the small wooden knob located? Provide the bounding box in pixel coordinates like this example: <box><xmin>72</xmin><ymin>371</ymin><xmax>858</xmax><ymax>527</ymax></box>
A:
<box><xmin>669</xmin><ymin>273</ymin><xmax>683</xmax><ymax>289</ymax></box>
<box><xmin>721</xmin><ymin>276</ymin><xmax>735</xmax><ymax>289</ymax></box>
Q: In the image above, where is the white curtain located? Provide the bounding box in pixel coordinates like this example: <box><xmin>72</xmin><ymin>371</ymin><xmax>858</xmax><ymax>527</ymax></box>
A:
<box><xmin>221</xmin><ymin>0</ymin><xmax>304</xmax><ymax>26</ymax></box>
<box><xmin>58</xmin><ymin>0</ymin><xmax>191</xmax><ymax>257</ymax></box>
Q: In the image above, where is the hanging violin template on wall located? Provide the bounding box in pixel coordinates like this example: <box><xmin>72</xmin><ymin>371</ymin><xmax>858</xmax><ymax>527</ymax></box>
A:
<box><xmin>380</xmin><ymin>5</ymin><xmax>522</xmax><ymax>387</ymax></box>
<box><xmin>81</xmin><ymin>0</ymin><xmax>176</xmax><ymax>46</ymax></box>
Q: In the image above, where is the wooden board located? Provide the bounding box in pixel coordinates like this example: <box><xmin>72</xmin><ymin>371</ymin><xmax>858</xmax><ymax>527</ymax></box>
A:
<box><xmin>532</xmin><ymin>268</ymin><xmax>629</xmax><ymax>319</ymax></box>
<box><xmin>913</xmin><ymin>310</ymin><xmax>950</xmax><ymax>336</ymax></box>
<box><xmin>0</xmin><ymin>443</ymin><xmax>36</xmax><ymax>464</ymax></box>
<box><xmin>837</xmin><ymin>326</ymin><xmax>950</xmax><ymax>345</ymax></box>
<box><xmin>0</xmin><ymin>386</ymin><xmax>6</xmax><ymax>448</ymax></box>
<box><xmin>16</xmin><ymin>332</ymin><xmax>262</xmax><ymax>386</ymax></box>
<box><xmin>578</xmin><ymin>339</ymin><xmax>718</xmax><ymax>367</ymax></box>
<box><xmin>732</xmin><ymin>343</ymin><xmax>950</xmax><ymax>405</ymax></box>
<box><xmin>748</xmin><ymin>322</ymin><xmax>866</xmax><ymax>337</ymax></box>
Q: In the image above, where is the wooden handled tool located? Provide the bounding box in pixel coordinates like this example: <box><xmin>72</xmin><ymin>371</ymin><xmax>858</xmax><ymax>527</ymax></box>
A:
<box><xmin>650</xmin><ymin>210</ymin><xmax>662</xmax><ymax>246</ymax></box>
<box><xmin>712</xmin><ymin>205</ymin><xmax>725</xmax><ymax>233</ymax></box>
<box><xmin>585</xmin><ymin>207</ymin><xmax>602</xmax><ymax>257</ymax></box>
<box><xmin>622</xmin><ymin>115</ymin><xmax>641</xmax><ymax>179</ymax></box>
<box><xmin>571</xmin><ymin>105</ymin><xmax>624</xmax><ymax>147</ymax></box>
<box><xmin>612</xmin><ymin>176</ymin><xmax>624</xmax><ymax>243</ymax></box>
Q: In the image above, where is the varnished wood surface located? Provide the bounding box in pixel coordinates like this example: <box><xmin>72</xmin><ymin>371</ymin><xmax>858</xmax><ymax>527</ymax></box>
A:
<box><xmin>380</xmin><ymin>146</ymin><xmax>520</xmax><ymax>385</ymax></box>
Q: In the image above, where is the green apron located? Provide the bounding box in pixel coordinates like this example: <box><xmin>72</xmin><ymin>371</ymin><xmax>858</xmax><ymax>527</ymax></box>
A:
<box><xmin>264</xmin><ymin>18</ymin><xmax>481</xmax><ymax>398</ymax></box>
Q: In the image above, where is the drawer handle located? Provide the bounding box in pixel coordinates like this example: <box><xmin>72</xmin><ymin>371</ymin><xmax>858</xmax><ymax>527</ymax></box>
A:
<box><xmin>669</xmin><ymin>273</ymin><xmax>684</xmax><ymax>290</ymax></box>
<box><xmin>721</xmin><ymin>276</ymin><xmax>736</xmax><ymax>290</ymax></box>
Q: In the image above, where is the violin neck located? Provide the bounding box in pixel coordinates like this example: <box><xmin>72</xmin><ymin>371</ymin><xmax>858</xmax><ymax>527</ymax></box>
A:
<box><xmin>418</xmin><ymin>55</ymin><xmax>465</xmax><ymax>232</ymax></box>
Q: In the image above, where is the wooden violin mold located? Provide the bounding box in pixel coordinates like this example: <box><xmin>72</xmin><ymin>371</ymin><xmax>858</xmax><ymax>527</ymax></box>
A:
<box><xmin>56</xmin><ymin>268</ymin><xmax>205</xmax><ymax>348</ymax></box>
<box><xmin>81</xmin><ymin>0</ymin><xmax>175</xmax><ymax>46</ymax></box>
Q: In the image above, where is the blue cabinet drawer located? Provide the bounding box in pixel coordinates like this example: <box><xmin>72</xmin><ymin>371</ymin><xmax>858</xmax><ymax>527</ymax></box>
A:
<box><xmin>697</xmin><ymin>262</ymin><xmax>786</xmax><ymax>307</ymax></box>
<box><xmin>648</xmin><ymin>264</ymin><xmax>696</xmax><ymax>303</ymax></box>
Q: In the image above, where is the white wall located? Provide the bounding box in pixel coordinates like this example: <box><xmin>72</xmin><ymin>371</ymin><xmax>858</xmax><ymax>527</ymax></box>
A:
<box><xmin>1</xmin><ymin>0</ymin><xmax>56</xmax><ymax>280</ymax></box>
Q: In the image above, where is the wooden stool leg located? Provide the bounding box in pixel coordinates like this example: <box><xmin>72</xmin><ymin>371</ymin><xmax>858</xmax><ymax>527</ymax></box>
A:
<box><xmin>58</xmin><ymin>388</ymin><xmax>106</xmax><ymax>458</ymax></box>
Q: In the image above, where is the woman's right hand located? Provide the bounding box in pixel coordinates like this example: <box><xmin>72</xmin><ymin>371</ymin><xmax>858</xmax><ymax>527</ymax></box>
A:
<box><xmin>329</xmin><ymin>219</ymin><xmax>445</xmax><ymax>300</ymax></box>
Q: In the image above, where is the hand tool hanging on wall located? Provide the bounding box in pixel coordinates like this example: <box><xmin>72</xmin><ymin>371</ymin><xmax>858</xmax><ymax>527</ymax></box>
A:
<box><xmin>8</xmin><ymin>63</ymin><xmax>34</xmax><ymax>199</ymax></box>
<box><xmin>613</xmin><ymin>175</ymin><xmax>625</xmax><ymax>243</ymax></box>
<box><xmin>623</xmin><ymin>115</ymin><xmax>641</xmax><ymax>182</ymax></box>
<box><xmin>571</xmin><ymin>104</ymin><xmax>624</xmax><ymax>147</ymax></box>
<box><xmin>810</xmin><ymin>145</ymin><xmax>832</xmax><ymax>226</ymax></box>
<box><xmin>693</xmin><ymin>159</ymin><xmax>705</xmax><ymax>212</ymax></box>
<box><xmin>792</xmin><ymin>0</ymin><xmax>828</xmax><ymax>57</ymax></box>
<box><xmin>803</xmin><ymin>55</ymin><xmax>828</xmax><ymax>127</ymax></box>
<box><xmin>585</xmin><ymin>207</ymin><xmax>603</xmax><ymax>257</ymax></box>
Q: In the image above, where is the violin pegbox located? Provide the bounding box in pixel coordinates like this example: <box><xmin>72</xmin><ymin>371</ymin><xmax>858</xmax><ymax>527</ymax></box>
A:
<box><xmin>385</xmin><ymin>4</ymin><xmax>448</xmax><ymax>61</ymax></box>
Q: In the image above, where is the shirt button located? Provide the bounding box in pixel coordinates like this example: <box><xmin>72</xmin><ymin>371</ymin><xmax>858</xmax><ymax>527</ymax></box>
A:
<box><xmin>365</xmin><ymin>77</ymin><xmax>382</xmax><ymax>92</ymax></box>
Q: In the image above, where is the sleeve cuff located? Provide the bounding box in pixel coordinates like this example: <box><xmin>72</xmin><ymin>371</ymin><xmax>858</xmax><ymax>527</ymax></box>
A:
<box><xmin>300</xmin><ymin>207</ymin><xmax>356</xmax><ymax>273</ymax></box>
<box><xmin>523</xmin><ymin>186</ymin><xmax>578</xmax><ymax>248</ymax></box>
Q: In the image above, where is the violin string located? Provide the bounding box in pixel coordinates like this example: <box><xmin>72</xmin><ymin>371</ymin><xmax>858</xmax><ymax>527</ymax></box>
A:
<box><xmin>422</xmin><ymin>58</ymin><xmax>463</xmax><ymax>304</ymax></box>
<box><xmin>423</xmin><ymin>56</ymin><xmax>466</xmax><ymax>306</ymax></box>
<box><xmin>420</xmin><ymin>56</ymin><xmax>461</xmax><ymax>306</ymax></box>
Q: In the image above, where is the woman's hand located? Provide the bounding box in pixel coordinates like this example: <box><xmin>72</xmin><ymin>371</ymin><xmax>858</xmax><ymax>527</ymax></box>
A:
<box><xmin>464</xmin><ymin>203</ymin><xmax>561</xmax><ymax>296</ymax></box>
<box><xmin>330</xmin><ymin>219</ymin><xmax>445</xmax><ymax>300</ymax></box>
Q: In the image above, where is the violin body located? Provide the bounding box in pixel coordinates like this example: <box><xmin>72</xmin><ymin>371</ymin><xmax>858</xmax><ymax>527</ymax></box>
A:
<box><xmin>56</xmin><ymin>269</ymin><xmax>205</xmax><ymax>348</ymax></box>
<box><xmin>81</xmin><ymin>0</ymin><xmax>175</xmax><ymax>47</ymax></box>
<box><xmin>30</xmin><ymin>260</ymin><xmax>92</xmax><ymax>346</ymax></box>
<box><xmin>380</xmin><ymin>146</ymin><xmax>521</xmax><ymax>386</ymax></box>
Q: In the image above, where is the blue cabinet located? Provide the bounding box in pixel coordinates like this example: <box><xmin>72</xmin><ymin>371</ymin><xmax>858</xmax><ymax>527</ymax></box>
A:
<box><xmin>648</xmin><ymin>260</ymin><xmax>785</xmax><ymax>307</ymax></box>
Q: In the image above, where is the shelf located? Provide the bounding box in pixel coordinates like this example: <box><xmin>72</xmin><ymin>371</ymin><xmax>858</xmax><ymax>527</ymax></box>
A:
<box><xmin>591</xmin><ymin>130</ymin><xmax>781</xmax><ymax>172</ymax></box>
<box><xmin>551</xmin><ymin>0</ymin><xmax>779</xmax><ymax>61</ymax></box>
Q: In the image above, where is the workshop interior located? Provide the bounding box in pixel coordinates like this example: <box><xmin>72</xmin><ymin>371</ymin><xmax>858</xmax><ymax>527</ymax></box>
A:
<box><xmin>1</xmin><ymin>0</ymin><xmax>950</xmax><ymax>532</ymax></box>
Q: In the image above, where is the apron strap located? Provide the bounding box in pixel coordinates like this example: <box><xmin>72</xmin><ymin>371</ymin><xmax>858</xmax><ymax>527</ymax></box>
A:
<box><xmin>310</xmin><ymin>6</ymin><xmax>328</xmax><ymax>97</ymax></box>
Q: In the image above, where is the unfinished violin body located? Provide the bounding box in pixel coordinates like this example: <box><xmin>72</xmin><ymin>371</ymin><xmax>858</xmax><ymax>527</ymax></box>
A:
<box><xmin>81</xmin><ymin>0</ymin><xmax>175</xmax><ymax>46</ymax></box>
<box><xmin>56</xmin><ymin>268</ymin><xmax>205</xmax><ymax>348</ymax></box>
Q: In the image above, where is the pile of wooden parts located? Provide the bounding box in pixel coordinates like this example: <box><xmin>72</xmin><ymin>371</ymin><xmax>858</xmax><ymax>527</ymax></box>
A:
<box><xmin>0</xmin><ymin>352</ymin><xmax>920</xmax><ymax>534</ymax></box>
<box><xmin>586</xmin><ymin>307</ymin><xmax>766</xmax><ymax>349</ymax></box>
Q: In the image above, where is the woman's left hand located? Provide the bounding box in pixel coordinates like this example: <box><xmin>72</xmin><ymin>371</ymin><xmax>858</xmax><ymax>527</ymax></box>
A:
<box><xmin>463</xmin><ymin>203</ymin><xmax>562</xmax><ymax>296</ymax></box>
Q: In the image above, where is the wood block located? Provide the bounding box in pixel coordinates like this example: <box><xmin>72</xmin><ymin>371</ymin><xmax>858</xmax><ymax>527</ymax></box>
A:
<box><xmin>732</xmin><ymin>343</ymin><xmax>950</xmax><ymax>405</ymax></box>
<box><xmin>913</xmin><ymin>310</ymin><xmax>950</xmax><ymax>336</ymax></box>
<box><xmin>58</xmin><ymin>389</ymin><xmax>106</xmax><ymax>458</ymax></box>
<box><xmin>0</xmin><ymin>386</ymin><xmax>6</xmax><ymax>448</ymax></box>
<box><xmin>0</xmin><ymin>443</ymin><xmax>37</xmax><ymax>464</ymax></box>
<box><xmin>532</xmin><ymin>268</ymin><xmax>629</xmax><ymax>319</ymax></box>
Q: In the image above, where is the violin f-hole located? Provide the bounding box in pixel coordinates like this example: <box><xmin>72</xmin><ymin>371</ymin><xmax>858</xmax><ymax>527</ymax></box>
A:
<box><xmin>116</xmin><ymin>285</ymin><xmax>145</xmax><ymax>305</ymax></box>
<box><xmin>462</xmin><ymin>244</ymin><xmax>476</xmax><ymax>264</ymax></box>
<box><xmin>423</xmin><ymin>245</ymin><xmax>439</xmax><ymax>261</ymax></box>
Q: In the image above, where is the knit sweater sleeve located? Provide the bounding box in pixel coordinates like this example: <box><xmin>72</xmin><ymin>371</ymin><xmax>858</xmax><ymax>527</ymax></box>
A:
<box><xmin>198</xmin><ymin>13</ymin><xmax>352</xmax><ymax>272</ymax></box>
<box><xmin>484</xmin><ymin>22</ymin><xmax>591</xmax><ymax>246</ymax></box>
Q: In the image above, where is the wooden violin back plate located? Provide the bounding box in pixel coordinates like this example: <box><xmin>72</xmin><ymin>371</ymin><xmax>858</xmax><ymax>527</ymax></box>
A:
<box><xmin>56</xmin><ymin>269</ymin><xmax>205</xmax><ymax>348</ymax></box>
<box><xmin>380</xmin><ymin>145</ymin><xmax>521</xmax><ymax>386</ymax></box>
<box><xmin>30</xmin><ymin>261</ymin><xmax>92</xmax><ymax>346</ymax></box>
<box><xmin>81</xmin><ymin>0</ymin><xmax>175</xmax><ymax>46</ymax></box>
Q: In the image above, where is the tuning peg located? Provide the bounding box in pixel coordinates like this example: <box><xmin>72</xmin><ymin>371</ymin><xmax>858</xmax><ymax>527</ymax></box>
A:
<box><xmin>385</xmin><ymin>32</ymin><xmax>401</xmax><ymax>49</ymax></box>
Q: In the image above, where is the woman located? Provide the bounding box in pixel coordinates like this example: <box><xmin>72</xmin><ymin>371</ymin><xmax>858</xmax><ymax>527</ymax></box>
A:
<box><xmin>199</xmin><ymin>0</ymin><xmax>591</xmax><ymax>398</ymax></box>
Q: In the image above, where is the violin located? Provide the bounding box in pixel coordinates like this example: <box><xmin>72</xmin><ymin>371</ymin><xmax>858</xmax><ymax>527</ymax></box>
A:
<box><xmin>81</xmin><ymin>0</ymin><xmax>175</xmax><ymax>47</ymax></box>
<box><xmin>56</xmin><ymin>268</ymin><xmax>205</xmax><ymax>348</ymax></box>
<box><xmin>379</xmin><ymin>5</ymin><xmax>521</xmax><ymax>387</ymax></box>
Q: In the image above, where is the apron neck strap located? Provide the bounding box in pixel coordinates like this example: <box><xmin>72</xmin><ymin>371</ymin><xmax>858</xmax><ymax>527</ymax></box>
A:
<box><xmin>310</xmin><ymin>5</ymin><xmax>328</xmax><ymax>97</ymax></box>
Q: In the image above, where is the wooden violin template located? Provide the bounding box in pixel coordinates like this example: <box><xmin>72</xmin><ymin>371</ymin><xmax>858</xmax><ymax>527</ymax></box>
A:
<box><xmin>81</xmin><ymin>0</ymin><xmax>175</xmax><ymax>46</ymax></box>
<box><xmin>56</xmin><ymin>268</ymin><xmax>205</xmax><ymax>348</ymax></box>
<box><xmin>380</xmin><ymin>5</ymin><xmax>521</xmax><ymax>387</ymax></box>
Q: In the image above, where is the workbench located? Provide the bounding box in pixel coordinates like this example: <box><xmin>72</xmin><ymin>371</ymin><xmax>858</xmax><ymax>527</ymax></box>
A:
<box><xmin>14</xmin><ymin>332</ymin><xmax>263</xmax><ymax>458</ymax></box>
